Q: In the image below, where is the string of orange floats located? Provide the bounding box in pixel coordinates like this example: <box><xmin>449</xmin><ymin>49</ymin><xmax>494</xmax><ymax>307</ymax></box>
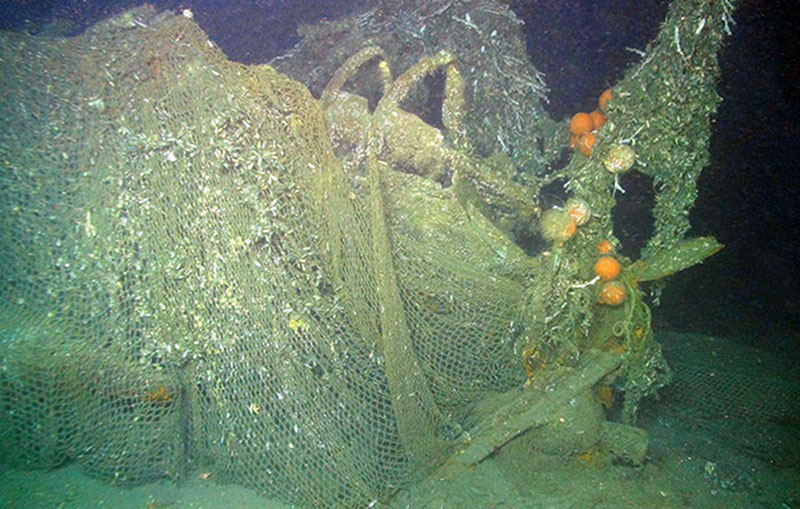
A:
<box><xmin>593</xmin><ymin>239</ymin><xmax>626</xmax><ymax>305</ymax></box>
<box><xmin>539</xmin><ymin>202</ymin><xmax>627</xmax><ymax>306</ymax></box>
<box><xmin>569</xmin><ymin>88</ymin><xmax>612</xmax><ymax>156</ymax></box>
<box><xmin>565</xmin><ymin>89</ymin><xmax>627</xmax><ymax>305</ymax></box>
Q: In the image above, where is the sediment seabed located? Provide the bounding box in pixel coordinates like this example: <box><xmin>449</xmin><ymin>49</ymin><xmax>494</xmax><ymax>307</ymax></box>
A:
<box><xmin>1</xmin><ymin>332</ymin><xmax>796</xmax><ymax>508</ymax></box>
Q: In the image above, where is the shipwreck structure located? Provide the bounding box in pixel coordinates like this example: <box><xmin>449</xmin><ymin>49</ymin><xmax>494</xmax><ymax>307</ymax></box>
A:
<box><xmin>0</xmin><ymin>0</ymin><xmax>732</xmax><ymax>506</ymax></box>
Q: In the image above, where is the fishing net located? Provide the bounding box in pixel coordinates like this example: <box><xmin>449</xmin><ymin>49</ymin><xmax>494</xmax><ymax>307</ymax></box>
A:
<box><xmin>0</xmin><ymin>0</ymin><xmax>734</xmax><ymax>506</ymax></box>
<box><xmin>271</xmin><ymin>0</ymin><xmax>562</xmax><ymax>183</ymax></box>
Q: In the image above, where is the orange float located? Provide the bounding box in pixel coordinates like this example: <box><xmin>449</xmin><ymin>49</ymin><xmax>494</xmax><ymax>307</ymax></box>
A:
<box><xmin>596</xmin><ymin>239</ymin><xmax>614</xmax><ymax>255</ymax></box>
<box><xmin>594</xmin><ymin>256</ymin><xmax>621</xmax><ymax>281</ymax></box>
<box><xmin>589</xmin><ymin>110</ymin><xmax>606</xmax><ymax>129</ymax></box>
<box><xmin>570</xmin><ymin>112</ymin><xmax>594</xmax><ymax>135</ymax></box>
<box><xmin>578</xmin><ymin>132</ymin><xmax>596</xmax><ymax>156</ymax></box>
<box><xmin>598</xmin><ymin>88</ymin><xmax>613</xmax><ymax>111</ymax></box>
<box><xmin>598</xmin><ymin>281</ymin><xmax>626</xmax><ymax>306</ymax></box>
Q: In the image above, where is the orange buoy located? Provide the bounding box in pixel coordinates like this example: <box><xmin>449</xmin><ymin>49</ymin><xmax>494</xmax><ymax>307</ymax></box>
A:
<box><xmin>570</xmin><ymin>112</ymin><xmax>594</xmax><ymax>135</ymax></box>
<box><xmin>596</xmin><ymin>239</ymin><xmax>614</xmax><ymax>255</ymax></box>
<box><xmin>589</xmin><ymin>110</ymin><xmax>606</xmax><ymax>130</ymax></box>
<box><xmin>578</xmin><ymin>132</ymin><xmax>596</xmax><ymax>156</ymax></box>
<box><xmin>598</xmin><ymin>281</ymin><xmax>626</xmax><ymax>305</ymax></box>
<box><xmin>594</xmin><ymin>256</ymin><xmax>621</xmax><ymax>281</ymax></box>
<box><xmin>599</xmin><ymin>88</ymin><xmax>613</xmax><ymax>111</ymax></box>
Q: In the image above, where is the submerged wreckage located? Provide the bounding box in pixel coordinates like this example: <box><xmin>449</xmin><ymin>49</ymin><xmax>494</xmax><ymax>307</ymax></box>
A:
<box><xmin>0</xmin><ymin>0</ymin><xmax>732</xmax><ymax>506</ymax></box>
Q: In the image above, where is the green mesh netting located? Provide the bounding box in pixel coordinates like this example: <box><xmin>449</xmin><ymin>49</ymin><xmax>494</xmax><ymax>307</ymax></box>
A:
<box><xmin>272</xmin><ymin>0</ymin><xmax>562</xmax><ymax>182</ymax></box>
<box><xmin>0</xmin><ymin>0</ymin><xmax>734</xmax><ymax>506</ymax></box>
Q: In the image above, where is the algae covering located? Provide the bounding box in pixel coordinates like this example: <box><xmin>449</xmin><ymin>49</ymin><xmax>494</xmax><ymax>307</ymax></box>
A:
<box><xmin>0</xmin><ymin>0</ymin><xmax>733</xmax><ymax>507</ymax></box>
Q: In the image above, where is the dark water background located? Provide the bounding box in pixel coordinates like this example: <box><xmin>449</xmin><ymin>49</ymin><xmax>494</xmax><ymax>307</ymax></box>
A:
<box><xmin>1</xmin><ymin>0</ymin><xmax>798</xmax><ymax>357</ymax></box>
